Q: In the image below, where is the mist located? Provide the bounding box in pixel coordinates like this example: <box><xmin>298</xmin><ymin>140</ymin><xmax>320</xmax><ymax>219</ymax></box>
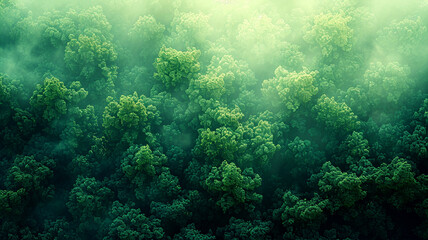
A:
<box><xmin>1</xmin><ymin>0</ymin><xmax>427</xmax><ymax>239</ymax></box>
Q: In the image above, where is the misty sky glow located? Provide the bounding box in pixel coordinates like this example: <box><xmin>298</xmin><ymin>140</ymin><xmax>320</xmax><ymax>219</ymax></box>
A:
<box><xmin>0</xmin><ymin>0</ymin><xmax>427</xmax><ymax>239</ymax></box>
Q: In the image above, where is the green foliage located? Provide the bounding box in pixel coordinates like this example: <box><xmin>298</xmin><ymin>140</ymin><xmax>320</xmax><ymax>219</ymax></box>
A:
<box><xmin>154</xmin><ymin>46</ymin><xmax>201</xmax><ymax>90</ymax></box>
<box><xmin>199</xmin><ymin>105</ymin><xmax>244</xmax><ymax>129</ymax></box>
<box><xmin>60</xmin><ymin>104</ymin><xmax>97</xmax><ymax>153</ymax></box>
<box><xmin>150</xmin><ymin>191</ymin><xmax>200</xmax><ymax>230</ymax></box>
<box><xmin>414</xmin><ymin>98</ymin><xmax>428</xmax><ymax>126</ymax></box>
<box><xmin>65</xmin><ymin>33</ymin><xmax>118</xmax><ymax>94</ymax></box>
<box><xmin>33</xmin><ymin>11</ymin><xmax>77</xmax><ymax>48</ymax></box>
<box><xmin>313</xmin><ymin>94</ymin><xmax>360</xmax><ymax>133</ymax></box>
<box><xmin>400</xmin><ymin>126</ymin><xmax>428</xmax><ymax>171</ymax></box>
<box><xmin>173</xmin><ymin>224</ymin><xmax>215</xmax><ymax>240</ymax></box>
<box><xmin>70</xmin><ymin>155</ymin><xmax>97</xmax><ymax>177</ymax></box>
<box><xmin>30</xmin><ymin>77</ymin><xmax>71</xmax><ymax>122</ymax></box>
<box><xmin>0</xmin><ymin>75</ymin><xmax>14</xmax><ymax>110</ymax></box>
<box><xmin>0</xmin><ymin>188</ymin><xmax>26</xmax><ymax>218</ymax></box>
<box><xmin>377</xmin><ymin>17</ymin><xmax>426</xmax><ymax>56</ymax></box>
<box><xmin>67</xmin><ymin>176</ymin><xmax>113</xmax><ymax>226</ymax></box>
<box><xmin>240</xmin><ymin>119</ymin><xmax>280</xmax><ymax>168</ymax></box>
<box><xmin>145</xmin><ymin>167</ymin><xmax>182</xmax><ymax>201</ymax></box>
<box><xmin>33</xmin><ymin>6</ymin><xmax>112</xmax><ymax>48</ymax></box>
<box><xmin>207</xmin><ymin>55</ymin><xmax>256</xmax><ymax>98</ymax></box>
<box><xmin>304</xmin><ymin>11</ymin><xmax>354</xmax><ymax>57</ymax></box>
<box><xmin>129</xmin><ymin>15</ymin><xmax>165</xmax><ymax>43</ymax></box>
<box><xmin>223</xmin><ymin>217</ymin><xmax>273</xmax><ymax>240</ymax></box>
<box><xmin>273</xmin><ymin>191</ymin><xmax>328</xmax><ymax>233</ymax></box>
<box><xmin>397</xmin><ymin>99</ymin><xmax>428</xmax><ymax>170</ymax></box>
<box><xmin>338</xmin><ymin>131</ymin><xmax>370</xmax><ymax>165</ymax></box>
<box><xmin>6</xmin><ymin>155</ymin><xmax>55</xmax><ymax>198</ymax></box>
<box><xmin>1</xmin><ymin>1</ymin><xmax>428</xmax><ymax>239</ymax></box>
<box><xmin>0</xmin><ymin>0</ymin><xmax>22</xmax><ymax>45</ymax></box>
<box><xmin>285</xmin><ymin>137</ymin><xmax>323</xmax><ymax>179</ymax></box>
<box><xmin>314</xmin><ymin>161</ymin><xmax>366</xmax><ymax>211</ymax></box>
<box><xmin>102</xmin><ymin>92</ymin><xmax>159</xmax><ymax>145</ymax></box>
<box><xmin>151</xmin><ymin>198</ymin><xmax>191</xmax><ymax>228</ymax></box>
<box><xmin>168</xmin><ymin>11</ymin><xmax>212</xmax><ymax>49</ymax></box>
<box><xmin>37</xmin><ymin>218</ymin><xmax>77</xmax><ymax>240</ymax></box>
<box><xmin>193</xmin><ymin>127</ymin><xmax>243</xmax><ymax>164</ymax></box>
<box><xmin>368</xmin><ymin>157</ymin><xmax>425</xmax><ymax>208</ymax></box>
<box><xmin>127</xmin><ymin>163</ymin><xmax>181</xmax><ymax>202</ymax></box>
<box><xmin>129</xmin><ymin>15</ymin><xmax>165</xmax><ymax>60</ymax></box>
<box><xmin>120</xmin><ymin>145</ymin><xmax>169</xmax><ymax>200</ymax></box>
<box><xmin>122</xmin><ymin>145</ymin><xmax>161</xmax><ymax>181</ymax></box>
<box><xmin>105</xmin><ymin>201</ymin><xmax>164</xmax><ymax>240</ymax></box>
<box><xmin>362</xmin><ymin>61</ymin><xmax>412</xmax><ymax>104</ymax></box>
<box><xmin>187</xmin><ymin>72</ymin><xmax>226</xmax><ymax>102</ymax></box>
<box><xmin>184</xmin><ymin>159</ymin><xmax>211</xmax><ymax>188</ymax></box>
<box><xmin>262</xmin><ymin>66</ymin><xmax>318</xmax><ymax>112</ymax></box>
<box><xmin>0</xmin><ymin>75</ymin><xmax>32</xmax><ymax>150</ymax></box>
<box><xmin>342</xmin><ymin>86</ymin><xmax>371</xmax><ymax>118</ymax></box>
<box><xmin>134</xmin><ymin>145</ymin><xmax>156</xmax><ymax>174</ymax></box>
<box><xmin>205</xmin><ymin>160</ymin><xmax>262</xmax><ymax>212</ymax></box>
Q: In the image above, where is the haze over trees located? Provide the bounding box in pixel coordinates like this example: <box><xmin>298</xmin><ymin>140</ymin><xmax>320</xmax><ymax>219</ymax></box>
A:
<box><xmin>0</xmin><ymin>0</ymin><xmax>428</xmax><ymax>239</ymax></box>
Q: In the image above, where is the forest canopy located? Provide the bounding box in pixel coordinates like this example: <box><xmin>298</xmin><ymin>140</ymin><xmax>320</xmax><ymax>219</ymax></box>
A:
<box><xmin>0</xmin><ymin>0</ymin><xmax>428</xmax><ymax>239</ymax></box>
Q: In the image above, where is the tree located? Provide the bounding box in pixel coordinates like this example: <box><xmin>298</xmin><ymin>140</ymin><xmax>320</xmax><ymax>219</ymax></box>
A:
<box><xmin>168</xmin><ymin>11</ymin><xmax>212</xmax><ymax>50</ymax></box>
<box><xmin>30</xmin><ymin>77</ymin><xmax>71</xmax><ymax>122</ymax></box>
<box><xmin>150</xmin><ymin>191</ymin><xmax>201</xmax><ymax>232</ymax></box>
<box><xmin>0</xmin><ymin>0</ymin><xmax>23</xmax><ymax>46</ymax></box>
<box><xmin>65</xmin><ymin>33</ymin><xmax>117</xmax><ymax>96</ymax></box>
<box><xmin>0</xmin><ymin>75</ymin><xmax>34</xmax><ymax>151</ymax></box>
<box><xmin>104</xmin><ymin>201</ymin><xmax>164</xmax><ymax>240</ymax></box>
<box><xmin>223</xmin><ymin>217</ymin><xmax>273</xmax><ymax>240</ymax></box>
<box><xmin>0</xmin><ymin>188</ymin><xmax>26</xmax><ymax>218</ymax></box>
<box><xmin>240</xmin><ymin>119</ymin><xmax>280</xmax><ymax>169</ymax></box>
<box><xmin>362</xmin><ymin>61</ymin><xmax>412</xmax><ymax>105</ymax></box>
<box><xmin>262</xmin><ymin>66</ymin><xmax>318</xmax><ymax>113</ymax></box>
<box><xmin>205</xmin><ymin>160</ymin><xmax>262</xmax><ymax>212</ymax></box>
<box><xmin>193</xmin><ymin>127</ymin><xmax>243</xmax><ymax>164</ymax></box>
<box><xmin>6</xmin><ymin>155</ymin><xmax>55</xmax><ymax>199</ymax></box>
<box><xmin>199</xmin><ymin>105</ymin><xmax>244</xmax><ymax>129</ymax></box>
<box><xmin>102</xmin><ymin>92</ymin><xmax>159</xmax><ymax>146</ymax></box>
<box><xmin>284</xmin><ymin>137</ymin><xmax>324</xmax><ymax>181</ymax></box>
<box><xmin>32</xmin><ymin>6</ymin><xmax>113</xmax><ymax>49</ymax></box>
<box><xmin>206</xmin><ymin>55</ymin><xmax>257</xmax><ymax>99</ymax></box>
<box><xmin>368</xmin><ymin>157</ymin><xmax>426</xmax><ymax>209</ymax></box>
<box><xmin>121</xmin><ymin>144</ymin><xmax>166</xmax><ymax>189</ymax></box>
<box><xmin>376</xmin><ymin>17</ymin><xmax>426</xmax><ymax>56</ymax></box>
<box><xmin>304</xmin><ymin>11</ymin><xmax>354</xmax><ymax>58</ymax></box>
<box><xmin>187</xmin><ymin>72</ymin><xmax>226</xmax><ymax>102</ymax></box>
<box><xmin>413</xmin><ymin>98</ymin><xmax>428</xmax><ymax>126</ymax></box>
<box><xmin>273</xmin><ymin>191</ymin><xmax>328</xmax><ymax>237</ymax></box>
<box><xmin>59</xmin><ymin>104</ymin><xmax>98</xmax><ymax>155</ymax></box>
<box><xmin>313</xmin><ymin>94</ymin><xmax>360</xmax><ymax>134</ymax></box>
<box><xmin>173</xmin><ymin>224</ymin><xmax>215</xmax><ymax>240</ymax></box>
<box><xmin>337</xmin><ymin>131</ymin><xmax>370</xmax><ymax>166</ymax></box>
<box><xmin>128</xmin><ymin>15</ymin><xmax>165</xmax><ymax>62</ymax></box>
<box><xmin>37</xmin><ymin>218</ymin><xmax>78</xmax><ymax>240</ymax></box>
<box><xmin>312</xmin><ymin>161</ymin><xmax>366</xmax><ymax>211</ymax></box>
<box><xmin>67</xmin><ymin>176</ymin><xmax>113</xmax><ymax>233</ymax></box>
<box><xmin>154</xmin><ymin>46</ymin><xmax>201</xmax><ymax>91</ymax></box>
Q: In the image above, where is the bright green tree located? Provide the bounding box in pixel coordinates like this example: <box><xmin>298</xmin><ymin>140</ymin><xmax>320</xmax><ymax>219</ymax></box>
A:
<box><xmin>154</xmin><ymin>46</ymin><xmax>201</xmax><ymax>90</ymax></box>
<box><xmin>30</xmin><ymin>77</ymin><xmax>70</xmax><ymax>122</ymax></box>
<box><xmin>304</xmin><ymin>11</ymin><xmax>354</xmax><ymax>57</ymax></box>
<box><xmin>205</xmin><ymin>160</ymin><xmax>262</xmax><ymax>212</ymax></box>
<box><xmin>262</xmin><ymin>66</ymin><xmax>318</xmax><ymax>113</ymax></box>
<box><xmin>102</xmin><ymin>93</ymin><xmax>159</xmax><ymax>145</ymax></box>
<box><xmin>313</xmin><ymin>94</ymin><xmax>360</xmax><ymax>133</ymax></box>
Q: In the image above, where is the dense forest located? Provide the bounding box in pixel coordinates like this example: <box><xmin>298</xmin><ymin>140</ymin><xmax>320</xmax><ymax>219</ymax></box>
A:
<box><xmin>1</xmin><ymin>0</ymin><xmax>428</xmax><ymax>239</ymax></box>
